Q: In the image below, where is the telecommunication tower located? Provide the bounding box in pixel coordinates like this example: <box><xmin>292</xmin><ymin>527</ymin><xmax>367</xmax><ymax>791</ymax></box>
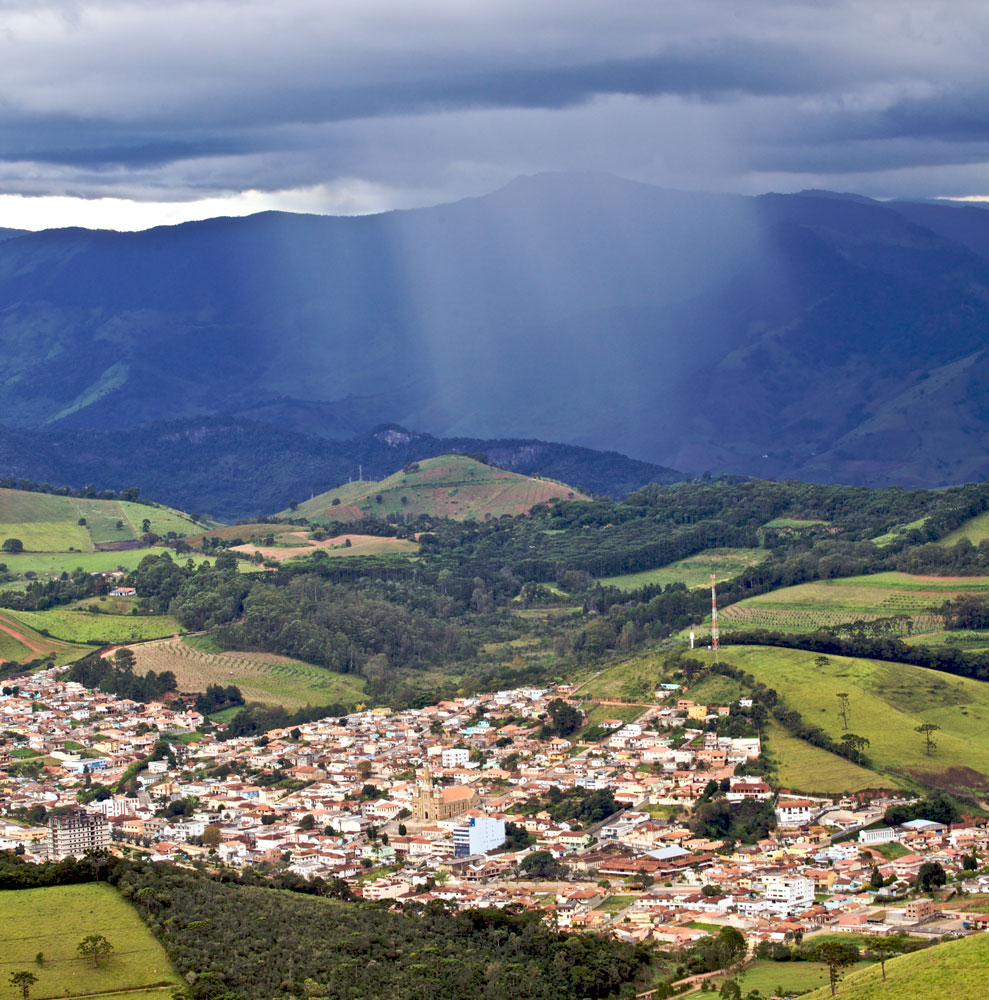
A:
<box><xmin>710</xmin><ymin>572</ymin><xmax>720</xmax><ymax>655</ymax></box>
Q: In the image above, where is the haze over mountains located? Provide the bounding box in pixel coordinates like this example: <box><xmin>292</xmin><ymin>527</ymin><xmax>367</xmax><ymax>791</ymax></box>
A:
<box><xmin>4</xmin><ymin>172</ymin><xmax>989</xmax><ymax>489</ymax></box>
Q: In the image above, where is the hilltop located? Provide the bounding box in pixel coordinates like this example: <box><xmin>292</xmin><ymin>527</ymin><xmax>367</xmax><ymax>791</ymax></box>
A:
<box><xmin>285</xmin><ymin>454</ymin><xmax>589</xmax><ymax>522</ymax></box>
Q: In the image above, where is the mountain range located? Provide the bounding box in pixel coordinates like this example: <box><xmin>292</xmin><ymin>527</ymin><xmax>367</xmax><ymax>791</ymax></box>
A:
<box><xmin>4</xmin><ymin>173</ymin><xmax>989</xmax><ymax>488</ymax></box>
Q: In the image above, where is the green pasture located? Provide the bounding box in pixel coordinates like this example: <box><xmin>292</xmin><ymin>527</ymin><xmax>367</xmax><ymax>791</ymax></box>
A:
<box><xmin>942</xmin><ymin>510</ymin><xmax>989</xmax><ymax>545</ymax></box>
<box><xmin>582</xmin><ymin>703</ymin><xmax>647</xmax><ymax>727</ymax></box>
<box><xmin>578</xmin><ymin>654</ymin><xmax>663</xmax><ymax>700</ymax></box>
<box><xmin>719</xmin><ymin>958</ymin><xmax>874</xmax><ymax>997</ymax></box>
<box><xmin>694</xmin><ymin>645</ymin><xmax>989</xmax><ymax>792</ymax></box>
<box><xmin>0</xmin><ymin>487</ymin><xmax>209</xmax><ymax>556</ymax></box>
<box><xmin>0</xmin><ymin>882</ymin><xmax>181</xmax><ymax>1000</ymax></box>
<box><xmin>802</xmin><ymin>931</ymin><xmax>989</xmax><ymax>1000</ymax></box>
<box><xmin>0</xmin><ymin>628</ymin><xmax>31</xmax><ymax>662</ymax></box>
<box><xmin>597</xmin><ymin>548</ymin><xmax>765</xmax><ymax>591</ymax></box>
<box><xmin>872</xmin><ymin>517</ymin><xmax>928</xmax><ymax>546</ymax></box>
<box><xmin>3</xmin><ymin>607</ymin><xmax>182</xmax><ymax>644</ymax></box>
<box><xmin>764</xmin><ymin>719</ymin><xmax>889</xmax><ymax>794</ymax></box>
<box><xmin>684</xmin><ymin>672</ymin><xmax>744</xmax><ymax>705</ymax></box>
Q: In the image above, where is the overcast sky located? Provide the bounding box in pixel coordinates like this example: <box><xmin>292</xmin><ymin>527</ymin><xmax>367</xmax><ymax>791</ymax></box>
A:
<box><xmin>2</xmin><ymin>0</ymin><xmax>988</xmax><ymax>229</ymax></box>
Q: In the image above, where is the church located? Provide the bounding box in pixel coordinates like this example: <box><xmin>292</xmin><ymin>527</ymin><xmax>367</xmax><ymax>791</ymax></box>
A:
<box><xmin>410</xmin><ymin>768</ymin><xmax>478</xmax><ymax>822</ymax></box>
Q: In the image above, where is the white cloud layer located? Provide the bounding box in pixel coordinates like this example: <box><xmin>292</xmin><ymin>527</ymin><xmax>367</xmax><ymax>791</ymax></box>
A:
<box><xmin>2</xmin><ymin>1</ymin><xmax>989</xmax><ymax>228</ymax></box>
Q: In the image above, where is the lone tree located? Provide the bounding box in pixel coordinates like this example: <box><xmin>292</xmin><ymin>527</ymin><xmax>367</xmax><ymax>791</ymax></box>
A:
<box><xmin>2</xmin><ymin>537</ymin><xmax>23</xmax><ymax>553</ymax></box>
<box><xmin>870</xmin><ymin>936</ymin><xmax>904</xmax><ymax>980</ymax></box>
<box><xmin>814</xmin><ymin>655</ymin><xmax>830</xmax><ymax>669</ymax></box>
<box><xmin>77</xmin><ymin>934</ymin><xmax>114</xmax><ymax>968</ymax></box>
<box><xmin>915</xmin><ymin>722</ymin><xmax>940</xmax><ymax>756</ymax></box>
<box><xmin>9</xmin><ymin>971</ymin><xmax>38</xmax><ymax>1000</ymax></box>
<box><xmin>812</xmin><ymin>939</ymin><xmax>859</xmax><ymax>997</ymax></box>
<box><xmin>835</xmin><ymin>692</ymin><xmax>851</xmax><ymax>730</ymax></box>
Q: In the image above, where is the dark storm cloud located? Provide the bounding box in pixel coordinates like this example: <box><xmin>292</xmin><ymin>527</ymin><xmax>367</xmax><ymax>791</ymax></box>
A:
<box><xmin>1</xmin><ymin>0</ymin><xmax>989</xmax><ymax>212</ymax></box>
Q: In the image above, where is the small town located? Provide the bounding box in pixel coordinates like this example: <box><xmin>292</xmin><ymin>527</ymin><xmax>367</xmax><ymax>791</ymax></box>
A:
<box><xmin>2</xmin><ymin>662</ymin><xmax>986</xmax><ymax>956</ymax></box>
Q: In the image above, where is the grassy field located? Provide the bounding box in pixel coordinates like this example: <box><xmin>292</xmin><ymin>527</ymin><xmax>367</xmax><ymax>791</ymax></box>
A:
<box><xmin>764</xmin><ymin>719</ymin><xmax>889</xmax><ymax>793</ymax></box>
<box><xmin>130</xmin><ymin>637</ymin><xmax>366</xmax><ymax>710</ymax></box>
<box><xmin>577</xmin><ymin>653</ymin><xmax>662</xmax><ymax>701</ymax></box>
<box><xmin>285</xmin><ymin>454</ymin><xmax>588</xmax><ymax>523</ymax></box>
<box><xmin>763</xmin><ymin>517</ymin><xmax>830</xmax><ymax>528</ymax></box>
<box><xmin>717</xmin><ymin>958</ymin><xmax>874</xmax><ymax>997</ymax></box>
<box><xmin>597</xmin><ymin>548</ymin><xmax>765</xmax><ymax>591</ymax></box>
<box><xmin>0</xmin><ymin>487</ymin><xmax>210</xmax><ymax>554</ymax></box>
<box><xmin>801</xmin><ymin>932</ymin><xmax>989</xmax><ymax>1000</ymax></box>
<box><xmin>582</xmin><ymin>703</ymin><xmax>648</xmax><ymax>727</ymax></box>
<box><xmin>0</xmin><ymin>882</ymin><xmax>180</xmax><ymax>1000</ymax></box>
<box><xmin>0</xmin><ymin>610</ymin><xmax>86</xmax><ymax>664</ymax></box>
<box><xmin>721</xmin><ymin>571</ymin><xmax>989</xmax><ymax>635</ymax></box>
<box><xmin>942</xmin><ymin>511</ymin><xmax>989</xmax><ymax>545</ymax></box>
<box><xmin>3</xmin><ymin>607</ymin><xmax>182</xmax><ymax>644</ymax></box>
<box><xmin>694</xmin><ymin>645</ymin><xmax>989</xmax><ymax>794</ymax></box>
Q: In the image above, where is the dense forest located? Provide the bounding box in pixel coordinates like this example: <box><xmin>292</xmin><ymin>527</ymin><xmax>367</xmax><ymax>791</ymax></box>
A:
<box><xmin>0</xmin><ymin>854</ymin><xmax>653</xmax><ymax>1000</ymax></box>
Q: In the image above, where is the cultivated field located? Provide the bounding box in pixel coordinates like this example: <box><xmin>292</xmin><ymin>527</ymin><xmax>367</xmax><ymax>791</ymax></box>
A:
<box><xmin>0</xmin><ymin>487</ymin><xmax>209</xmax><ymax>553</ymax></box>
<box><xmin>130</xmin><ymin>637</ymin><xmax>366</xmax><ymax>709</ymax></box>
<box><xmin>597</xmin><ymin>547</ymin><xmax>765</xmax><ymax>591</ymax></box>
<box><xmin>229</xmin><ymin>532</ymin><xmax>419</xmax><ymax>563</ymax></box>
<box><xmin>694</xmin><ymin>645</ymin><xmax>989</xmax><ymax>793</ymax></box>
<box><xmin>287</xmin><ymin>454</ymin><xmax>588</xmax><ymax>523</ymax></box>
<box><xmin>3</xmin><ymin>607</ymin><xmax>181</xmax><ymax>644</ymax></box>
<box><xmin>802</xmin><ymin>931</ymin><xmax>989</xmax><ymax>1000</ymax></box>
<box><xmin>721</xmin><ymin>571</ymin><xmax>989</xmax><ymax>635</ymax></box>
<box><xmin>0</xmin><ymin>883</ymin><xmax>180</xmax><ymax>1000</ymax></box>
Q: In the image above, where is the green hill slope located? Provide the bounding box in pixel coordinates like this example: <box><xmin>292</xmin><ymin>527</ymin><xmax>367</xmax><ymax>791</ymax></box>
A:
<box><xmin>695</xmin><ymin>645</ymin><xmax>989</xmax><ymax>794</ymax></box>
<box><xmin>0</xmin><ymin>487</ymin><xmax>213</xmax><ymax>553</ymax></box>
<box><xmin>0</xmin><ymin>883</ymin><xmax>181</xmax><ymax>1000</ymax></box>
<box><xmin>286</xmin><ymin>454</ymin><xmax>589</xmax><ymax>522</ymax></box>
<box><xmin>802</xmin><ymin>932</ymin><xmax>989</xmax><ymax>1000</ymax></box>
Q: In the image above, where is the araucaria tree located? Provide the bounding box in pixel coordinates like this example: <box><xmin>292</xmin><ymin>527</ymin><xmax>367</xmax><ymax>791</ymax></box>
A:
<box><xmin>915</xmin><ymin>722</ymin><xmax>940</xmax><ymax>756</ymax></box>
<box><xmin>812</xmin><ymin>940</ymin><xmax>859</xmax><ymax>997</ymax></box>
<box><xmin>77</xmin><ymin>934</ymin><xmax>114</xmax><ymax>968</ymax></box>
<box><xmin>835</xmin><ymin>692</ymin><xmax>850</xmax><ymax>730</ymax></box>
<box><xmin>9</xmin><ymin>971</ymin><xmax>38</xmax><ymax>1000</ymax></box>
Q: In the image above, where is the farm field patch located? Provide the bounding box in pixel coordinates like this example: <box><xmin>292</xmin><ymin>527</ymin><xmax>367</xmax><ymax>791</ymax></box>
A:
<box><xmin>694</xmin><ymin>645</ymin><xmax>989</xmax><ymax>793</ymax></box>
<box><xmin>229</xmin><ymin>532</ymin><xmax>419</xmax><ymax>562</ymax></box>
<box><xmin>4</xmin><ymin>607</ymin><xmax>181</xmax><ymax>644</ymax></box>
<box><xmin>0</xmin><ymin>883</ymin><xmax>181</xmax><ymax>1000</ymax></box>
<box><xmin>597</xmin><ymin>548</ymin><xmax>765</xmax><ymax>591</ymax></box>
<box><xmin>0</xmin><ymin>488</ymin><xmax>210</xmax><ymax>555</ymax></box>
<box><xmin>130</xmin><ymin>637</ymin><xmax>366</xmax><ymax>710</ymax></box>
<box><xmin>721</xmin><ymin>572</ymin><xmax>989</xmax><ymax>635</ymax></box>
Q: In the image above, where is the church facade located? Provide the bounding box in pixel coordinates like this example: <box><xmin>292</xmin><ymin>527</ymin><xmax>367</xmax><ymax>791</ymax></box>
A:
<box><xmin>410</xmin><ymin>768</ymin><xmax>478</xmax><ymax>822</ymax></box>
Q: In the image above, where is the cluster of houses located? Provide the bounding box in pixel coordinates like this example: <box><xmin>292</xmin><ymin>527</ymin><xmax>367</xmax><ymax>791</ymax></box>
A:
<box><xmin>1</xmin><ymin>666</ymin><xmax>986</xmax><ymax>947</ymax></box>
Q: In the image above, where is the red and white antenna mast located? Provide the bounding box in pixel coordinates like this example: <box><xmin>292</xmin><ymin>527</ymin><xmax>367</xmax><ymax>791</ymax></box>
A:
<box><xmin>710</xmin><ymin>572</ymin><xmax>720</xmax><ymax>655</ymax></box>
